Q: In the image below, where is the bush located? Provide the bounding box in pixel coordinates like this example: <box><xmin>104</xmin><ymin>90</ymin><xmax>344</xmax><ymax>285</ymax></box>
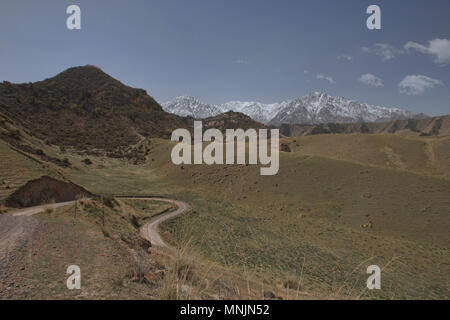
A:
<box><xmin>311</xmin><ymin>125</ymin><xmax>331</xmax><ymax>135</ymax></box>
<box><xmin>7</xmin><ymin>129</ymin><xmax>21</xmax><ymax>140</ymax></box>
<box><xmin>103</xmin><ymin>196</ymin><xmax>116</xmax><ymax>209</ymax></box>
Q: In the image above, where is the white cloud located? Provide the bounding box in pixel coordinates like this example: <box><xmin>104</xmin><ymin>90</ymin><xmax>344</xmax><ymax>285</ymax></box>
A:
<box><xmin>362</xmin><ymin>43</ymin><xmax>403</xmax><ymax>61</ymax></box>
<box><xmin>303</xmin><ymin>70</ymin><xmax>309</xmax><ymax>74</ymax></box>
<box><xmin>359</xmin><ymin>73</ymin><xmax>384</xmax><ymax>87</ymax></box>
<box><xmin>316</xmin><ymin>73</ymin><xmax>335</xmax><ymax>84</ymax></box>
<box><xmin>234</xmin><ymin>59</ymin><xmax>249</xmax><ymax>65</ymax></box>
<box><xmin>404</xmin><ymin>38</ymin><xmax>450</xmax><ymax>66</ymax></box>
<box><xmin>399</xmin><ymin>75</ymin><xmax>443</xmax><ymax>95</ymax></box>
<box><xmin>337</xmin><ymin>55</ymin><xmax>353</xmax><ymax>61</ymax></box>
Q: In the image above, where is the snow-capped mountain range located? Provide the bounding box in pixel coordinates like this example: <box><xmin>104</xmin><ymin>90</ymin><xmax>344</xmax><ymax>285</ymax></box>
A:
<box><xmin>162</xmin><ymin>92</ymin><xmax>414</xmax><ymax>125</ymax></box>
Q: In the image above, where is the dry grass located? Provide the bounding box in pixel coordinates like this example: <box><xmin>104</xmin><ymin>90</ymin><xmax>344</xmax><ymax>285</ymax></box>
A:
<box><xmin>158</xmin><ymin>241</ymin><xmax>198</xmax><ymax>299</ymax></box>
<box><xmin>75</xmin><ymin>193</ymin><xmax>89</xmax><ymax>205</ymax></box>
<box><xmin>43</xmin><ymin>199</ymin><xmax>55</xmax><ymax>214</ymax></box>
<box><xmin>0</xmin><ymin>140</ymin><xmax>50</xmax><ymax>201</ymax></box>
<box><xmin>126</xmin><ymin>251</ymin><xmax>155</xmax><ymax>283</ymax></box>
<box><xmin>148</xmin><ymin>136</ymin><xmax>449</xmax><ymax>299</ymax></box>
<box><xmin>3</xmin><ymin>132</ymin><xmax>448</xmax><ymax>299</ymax></box>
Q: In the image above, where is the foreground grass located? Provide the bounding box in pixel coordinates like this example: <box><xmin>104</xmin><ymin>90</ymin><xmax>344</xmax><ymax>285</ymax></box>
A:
<box><xmin>2</xmin><ymin>134</ymin><xmax>448</xmax><ymax>299</ymax></box>
<box><xmin>21</xmin><ymin>199</ymin><xmax>275</xmax><ymax>299</ymax></box>
<box><xmin>159</xmin><ymin>191</ymin><xmax>449</xmax><ymax>299</ymax></box>
<box><xmin>11</xmin><ymin>198</ymin><xmax>185</xmax><ymax>299</ymax></box>
<box><xmin>60</xmin><ymin>137</ymin><xmax>449</xmax><ymax>299</ymax></box>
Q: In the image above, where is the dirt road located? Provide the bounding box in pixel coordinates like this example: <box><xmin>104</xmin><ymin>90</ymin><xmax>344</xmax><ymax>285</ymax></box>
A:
<box><xmin>115</xmin><ymin>197</ymin><xmax>190</xmax><ymax>249</ymax></box>
<box><xmin>1</xmin><ymin>202</ymin><xmax>75</xmax><ymax>257</ymax></box>
<box><xmin>0</xmin><ymin>197</ymin><xmax>189</xmax><ymax>298</ymax></box>
<box><xmin>0</xmin><ymin>201</ymin><xmax>76</xmax><ymax>283</ymax></box>
<box><xmin>0</xmin><ymin>201</ymin><xmax>77</xmax><ymax>295</ymax></box>
<box><xmin>0</xmin><ymin>197</ymin><xmax>189</xmax><ymax>270</ymax></box>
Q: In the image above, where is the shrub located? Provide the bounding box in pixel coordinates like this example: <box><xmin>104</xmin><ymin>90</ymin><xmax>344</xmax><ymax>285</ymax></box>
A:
<box><xmin>43</xmin><ymin>199</ymin><xmax>56</xmax><ymax>214</ymax></box>
<box><xmin>103</xmin><ymin>196</ymin><xmax>116</xmax><ymax>209</ymax></box>
<box><xmin>7</xmin><ymin>129</ymin><xmax>21</xmax><ymax>140</ymax></box>
<box><xmin>311</xmin><ymin>125</ymin><xmax>331</xmax><ymax>135</ymax></box>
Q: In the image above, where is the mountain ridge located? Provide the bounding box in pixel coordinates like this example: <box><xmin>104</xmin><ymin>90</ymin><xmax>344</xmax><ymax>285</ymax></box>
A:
<box><xmin>163</xmin><ymin>93</ymin><xmax>420</xmax><ymax>126</ymax></box>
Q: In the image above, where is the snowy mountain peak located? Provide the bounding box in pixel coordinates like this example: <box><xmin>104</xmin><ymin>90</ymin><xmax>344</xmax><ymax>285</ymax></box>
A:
<box><xmin>162</xmin><ymin>93</ymin><xmax>414</xmax><ymax>125</ymax></box>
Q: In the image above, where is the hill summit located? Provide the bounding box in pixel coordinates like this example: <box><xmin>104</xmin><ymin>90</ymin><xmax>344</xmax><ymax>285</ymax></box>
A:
<box><xmin>0</xmin><ymin>65</ymin><xmax>186</xmax><ymax>151</ymax></box>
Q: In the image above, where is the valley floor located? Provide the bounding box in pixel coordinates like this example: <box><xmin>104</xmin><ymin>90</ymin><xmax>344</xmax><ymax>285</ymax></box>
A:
<box><xmin>0</xmin><ymin>134</ymin><xmax>449</xmax><ymax>299</ymax></box>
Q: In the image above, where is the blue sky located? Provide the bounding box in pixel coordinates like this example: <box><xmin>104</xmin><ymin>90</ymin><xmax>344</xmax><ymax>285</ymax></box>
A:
<box><xmin>1</xmin><ymin>0</ymin><xmax>449</xmax><ymax>115</ymax></box>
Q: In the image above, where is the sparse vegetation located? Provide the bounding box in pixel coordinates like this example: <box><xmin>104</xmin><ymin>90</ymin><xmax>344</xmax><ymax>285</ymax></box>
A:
<box><xmin>0</xmin><ymin>66</ymin><xmax>187</xmax><ymax>155</ymax></box>
<box><xmin>0</xmin><ymin>67</ymin><xmax>448</xmax><ymax>300</ymax></box>
<box><xmin>43</xmin><ymin>199</ymin><xmax>55</xmax><ymax>214</ymax></box>
<box><xmin>102</xmin><ymin>196</ymin><xmax>116</xmax><ymax>209</ymax></box>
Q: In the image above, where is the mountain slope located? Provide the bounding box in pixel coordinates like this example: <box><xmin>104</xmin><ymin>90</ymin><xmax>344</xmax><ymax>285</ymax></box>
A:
<box><xmin>0</xmin><ymin>65</ymin><xmax>186</xmax><ymax>152</ymax></box>
<box><xmin>163</xmin><ymin>96</ymin><xmax>282</xmax><ymax>124</ymax></box>
<box><xmin>269</xmin><ymin>92</ymin><xmax>412</xmax><ymax>125</ymax></box>
<box><xmin>280</xmin><ymin>114</ymin><xmax>450</xmax><ymax>137</ymax></box>
<box><xmin>163</xmin><ymin>92</ymin><xmax>414</xmax><ymax>125</ymax></box>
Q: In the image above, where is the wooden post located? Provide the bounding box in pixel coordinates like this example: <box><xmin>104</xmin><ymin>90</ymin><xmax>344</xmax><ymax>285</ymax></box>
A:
<box><xmin>101</xmin><ymin>195</ymin><xmax>105</xmax><ymax>227</ymax></box>
<box><xmin>74</xmin><ymin>200</ymin><xmax>77</xmax><ymax>220</ymax></box>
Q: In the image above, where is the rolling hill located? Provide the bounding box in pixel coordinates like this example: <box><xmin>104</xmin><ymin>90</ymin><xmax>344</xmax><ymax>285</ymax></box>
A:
<box><xmin>0</xmin><ymin>65</ymin><xmax>187</xmax><ymax>153</ymax></box>
<box><xmin>0</xmin><ymin>66</ymin><xmax>448</xmax><ymax>299</ymax></box>
<box><xmin>279</xmin><ymin>115</ymin><xmax>450</xmax><ymax>137</ymax></box>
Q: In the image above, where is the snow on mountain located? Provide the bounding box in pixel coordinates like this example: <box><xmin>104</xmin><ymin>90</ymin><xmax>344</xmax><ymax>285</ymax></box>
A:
<box><xmin>269</xmin><ymin>92</ymin><xmax>412</xmax><ymax>125</ymax></box>
<box><xmin>162</xmin><ymin>97</ymin><xmax>280</xmax><ymax>123</ymax></box>
<box><xmin>162</xmin><ymin>93</ymin><xmax>413</xmax><ymax>125</ymax></box>
<box><xmin>219</xmin><ymin>101</ymin><xmax>283</xmax><ymax>124</ymax></box>
<box><xmin>162</xmin><ymin>96</ymin><xmax>222</xmax><ymax>119</ymax></box>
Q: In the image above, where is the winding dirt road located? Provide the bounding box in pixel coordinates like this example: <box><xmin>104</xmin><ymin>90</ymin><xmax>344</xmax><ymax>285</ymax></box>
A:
<box><xmin>0</xmin><ymin>196</ymin><xmax>189</xmax><ymax>297</ymax></box>
<box><xmin>115</xmin><ymin>197</ymin><xmax>190</xmax><ymax>249</ymax></box>
<box><xmin>0</xmin><ymin>196</ymin><xmax>189</xmax><ymax>266</ymax></box>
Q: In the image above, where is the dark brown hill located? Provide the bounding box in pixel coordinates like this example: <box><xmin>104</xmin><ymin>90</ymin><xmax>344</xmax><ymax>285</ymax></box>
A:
<box><xmin>5</xmin><ymin>175</ymin><xmax>93</xmax><ymax>208</ymax></box>
<box><xmin>0</xmin><ymin>65</ymin><xmax>187</xmax><ymax>151</ymax></box>
<box><xmin>185</xmin><ymin>111</ymin><xmax>266</xmax><ymax>133</ymax></box>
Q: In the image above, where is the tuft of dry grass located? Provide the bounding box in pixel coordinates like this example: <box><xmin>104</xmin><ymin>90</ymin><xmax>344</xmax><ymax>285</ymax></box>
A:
<box><xmin>158</xmin><ymin>240</ymin><xmax>199</xmax><ymax>300</ymax></box>
<box><xmin>43</xmin><ymin>199</ymin><xmax>56</xmax><ymax>214</ymax></box>
<box><xmin>75</xmin><ymin>193</ymin><xmax>89</xmax><ymax>205</ymax></box>
<box><xmin>127</xmin><ymin>252</ymin><xmax>154</xmax><ymax>283</ymax></box>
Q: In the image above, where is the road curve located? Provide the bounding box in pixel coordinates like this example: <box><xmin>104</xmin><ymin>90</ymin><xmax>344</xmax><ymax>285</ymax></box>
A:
<box><xmin>117</xmin><ymin>197</ymin><xmax>190</xmax><ymax>249</ymax></box>
<box><xmin>4</xmin><ymin>196</ymin><xmax>189</xmax><ymax>254</ymax></box>
<box><xmin>0</xmin><ymin>196</ymin><xmax>189</xmax><ymax>297</ymax></box>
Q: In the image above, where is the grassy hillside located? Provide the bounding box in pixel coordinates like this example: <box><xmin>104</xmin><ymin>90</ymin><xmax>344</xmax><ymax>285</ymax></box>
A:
<box><xmin>281</xmin><ymin>134</ymin><xmax>450</xmax><ymax>179</ymax></box>
<box><xmin>60</xmin><ymin>134</ymin><xmax>449</xmax><ymax>299</ymax></box>
<box><xmin>0</xmin><ymin>140</ymin><xmax>52</xmax><ymax>201</ymax></box>
<box><xmin>1</xmin><ymin>130</ymin><xmax>448</xmax><ymax>299</ymax></box>
<box><xmin>282</xmin><ymin>115</ymin><xmax>450</xmax><ymax>137</ymax></box>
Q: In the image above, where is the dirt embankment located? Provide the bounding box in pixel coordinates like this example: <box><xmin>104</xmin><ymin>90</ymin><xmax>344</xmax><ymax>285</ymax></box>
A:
<box><xmin>5</xmin><ymin>176</ymin><xmax>93</xmax><ymax>208</ymax></box>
